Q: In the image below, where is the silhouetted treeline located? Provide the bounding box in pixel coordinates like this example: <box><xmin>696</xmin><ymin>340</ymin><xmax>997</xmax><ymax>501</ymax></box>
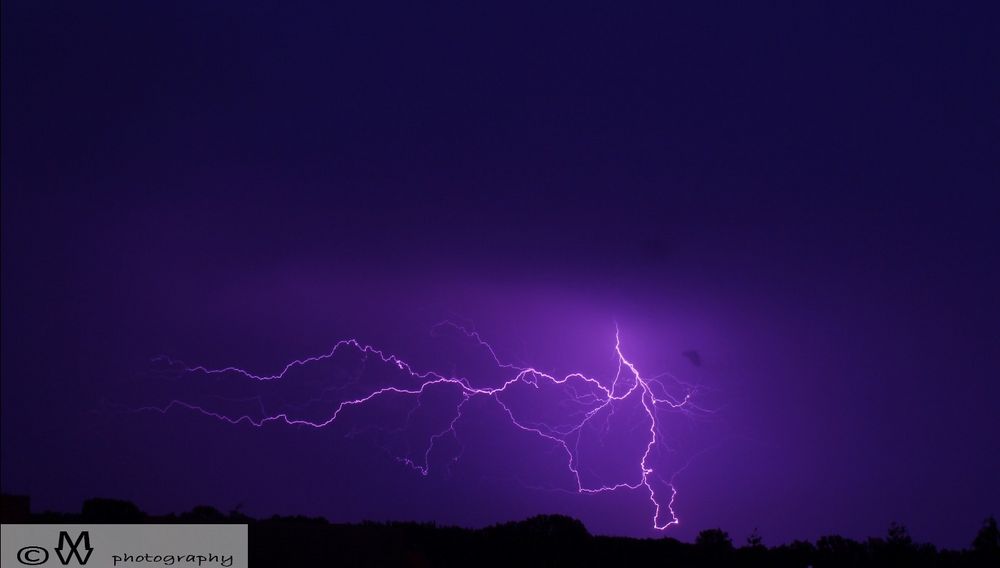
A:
<box><xmin>2</xmin><ymin>494</ymin><xmax>997</xmax><ymax>567</ymax></box>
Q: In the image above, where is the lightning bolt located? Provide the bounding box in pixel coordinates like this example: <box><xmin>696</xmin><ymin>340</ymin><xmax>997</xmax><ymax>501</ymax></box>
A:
<box><xmin>142</xmin><ymin>322</ymin><xmax>702</xmax><ymax>530</ymax></box>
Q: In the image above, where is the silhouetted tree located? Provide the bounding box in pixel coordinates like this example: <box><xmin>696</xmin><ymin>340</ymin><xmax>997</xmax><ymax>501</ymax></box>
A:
<box><xmin>887</xmin><ymin>521</ymin><xmax>913</xmax><ymax>547</ymax></box>
<box><xmin>882</xmin><ymin>522</ymin><xmax>917</xmax><ymax>565</ymax></box>
<box><xmin>695</xmin><ymin>527</ymin><xmax>733</xmax><ymax>550</ymax></box>
<box><xmin>775</xmin><ymin>539</ymin><xmax>816</xmax><ymax>567</ymax></box>
<box><xmin>81</xmin><ymin>498</ymin><xmax>145</xmax><ymax>522</ymax></box>
<box><xmin>745</xmin><ymin>527</ymin><xmax>764</xmax><ymax>549</ymax></box>
<box><xmin>737</xmin><ymin>527</ymin><xmax>767</xmax><ymax>566</ymax></box>
<box><xmin>695</xmin><ymin>528</ymin><xmax>733</xmax><ymax>565</ymax></box>
<box><xmin>973</xmin><ymin>516</ymin><xmax>1000</xmax><ymax>562</ymax></box>
<box><xmin>179</xmin><ymin>505</ymin><xmax>228</xmax><ymax>523</ymax></box>
<box><xmin>817</xmin><ymin>534</ymin><xmax>865</xmax><ymax>566</ymax></box>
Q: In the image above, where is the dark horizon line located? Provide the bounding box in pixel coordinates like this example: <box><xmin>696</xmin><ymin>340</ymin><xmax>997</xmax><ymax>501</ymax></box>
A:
<box><xmin>2</xmin><ymin>492</ymin><xmax>996</xmax><ymax>554</ymax></box>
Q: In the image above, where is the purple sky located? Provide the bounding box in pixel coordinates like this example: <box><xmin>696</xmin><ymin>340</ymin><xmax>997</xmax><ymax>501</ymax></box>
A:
<box><xmin>2</xmin><ymin>1</ymin><xmax>999</xmax><ymax>549</ymax></box>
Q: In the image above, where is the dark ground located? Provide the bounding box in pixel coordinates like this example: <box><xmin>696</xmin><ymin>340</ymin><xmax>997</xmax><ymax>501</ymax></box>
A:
<box><xmin>3</xmin><ymin>494</ymin><xmax>997</xmax><ymax>567</ymax></box>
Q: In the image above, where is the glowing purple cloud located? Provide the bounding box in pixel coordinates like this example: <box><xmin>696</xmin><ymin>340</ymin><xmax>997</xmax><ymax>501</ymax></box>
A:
<box><xmin>144</xmin><ymin>322</ymin><xmax>702</xmax><ymax>530</ymax></box>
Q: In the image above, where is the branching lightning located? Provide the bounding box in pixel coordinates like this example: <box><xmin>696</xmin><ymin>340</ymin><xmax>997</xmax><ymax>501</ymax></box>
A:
<box><xmin>144</xmin><ymin>322</ymin><xmax>703</xmax><ymax>530</ymax></box>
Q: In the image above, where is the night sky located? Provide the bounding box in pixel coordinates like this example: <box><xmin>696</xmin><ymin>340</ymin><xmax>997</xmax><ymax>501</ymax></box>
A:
<box><xmin>2</xmin><ymin>1</ymin><xmax>999</xmax><ymax>549</ymax></box>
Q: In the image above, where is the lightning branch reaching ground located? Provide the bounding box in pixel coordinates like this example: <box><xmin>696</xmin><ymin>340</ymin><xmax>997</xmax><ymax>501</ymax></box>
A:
<box><xmin>144</xmin><ymin>322</ymin><xmax>704</xmax><ymax>530</ymax></box>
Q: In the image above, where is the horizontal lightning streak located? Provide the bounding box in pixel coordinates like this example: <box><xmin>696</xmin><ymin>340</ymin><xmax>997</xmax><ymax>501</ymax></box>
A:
<box><xmin>143</xmin><ymin>323</ymin><xmax>697</xmax><ymax>530</ymax></box>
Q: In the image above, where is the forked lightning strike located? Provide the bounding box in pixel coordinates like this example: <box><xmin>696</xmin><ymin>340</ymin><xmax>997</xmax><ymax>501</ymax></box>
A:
<box><xmin>146</xmin><ymin>323</ymin><xmax>700</xmax><ymax>530</ymax></box>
